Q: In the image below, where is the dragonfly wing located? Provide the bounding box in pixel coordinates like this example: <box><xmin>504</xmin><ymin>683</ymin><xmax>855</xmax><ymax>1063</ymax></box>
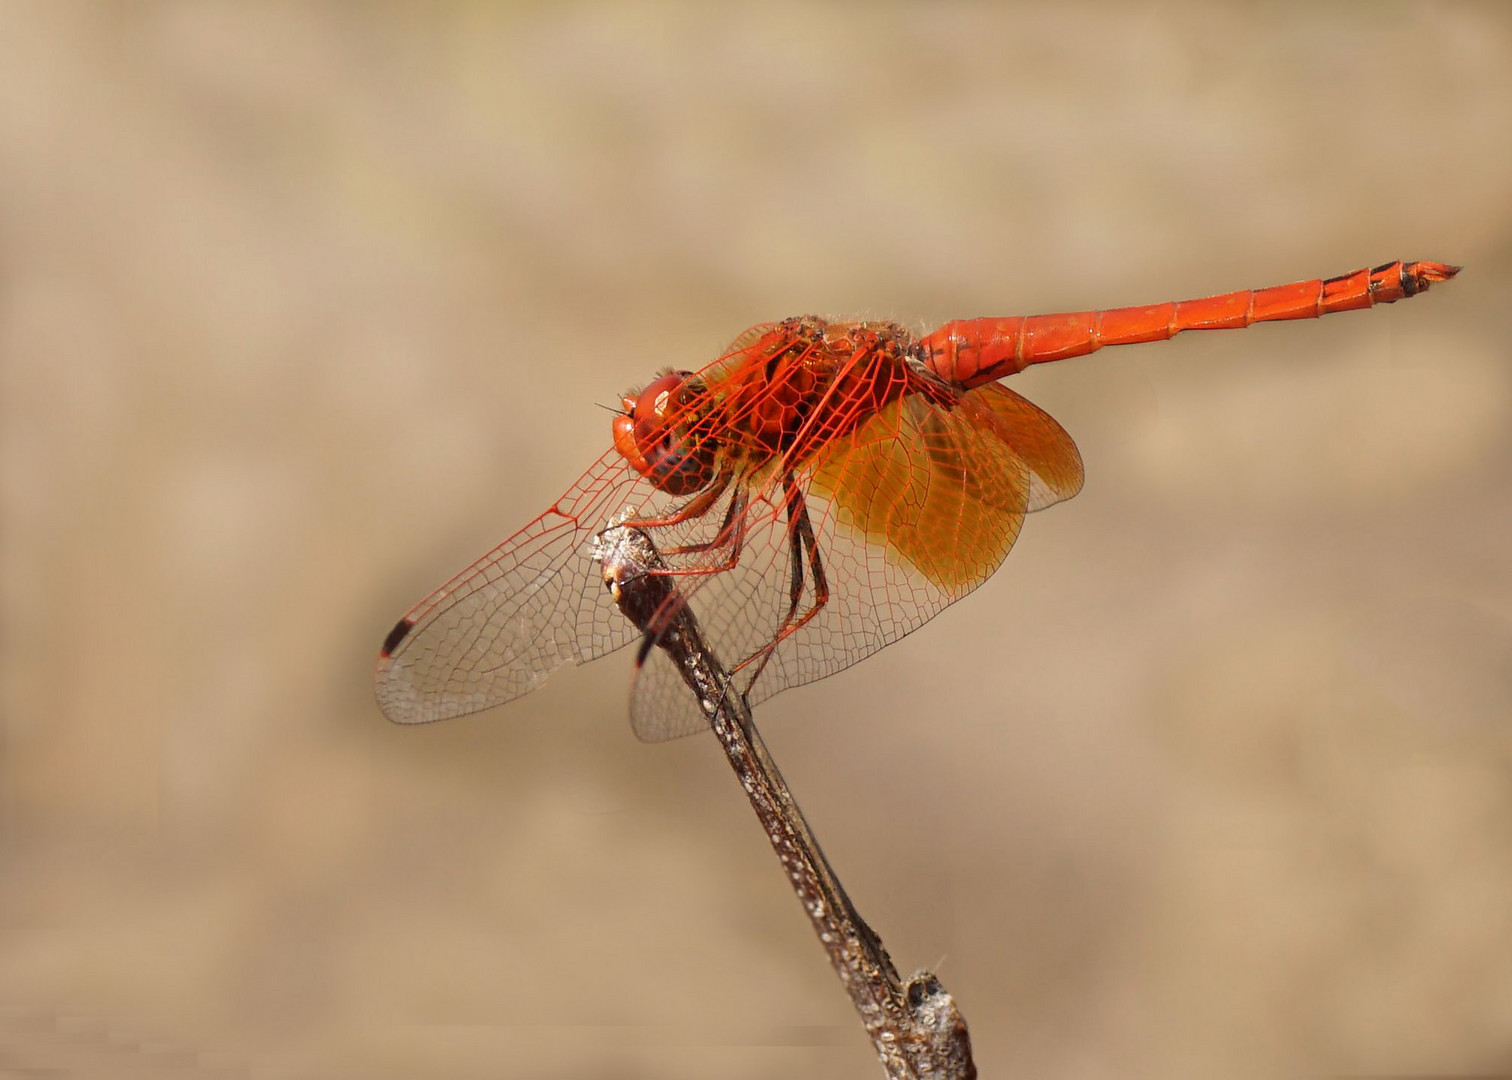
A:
<box><xmin>625</xmin><ymin>384</ymin><xmax>1083</xmax><ymax>738</ymax></box>
<box><xmin>807</xmin><ymin>388</ymin><xmax>1043</xmax><ymax>591</ymax></box>
<box><xmin>375</xmin><ymin>448</ymin><xmax>660</xmax><ymax>724</ymax></box>
<box><xmin>964</xmin><ymin>382</ymin><xmax>1084</xmax><ymax>511</ymax></box>
<box><xmin>737</xmin><ymin>391</ymin><xmax>1034</xmax><ymax>707</ymax></box>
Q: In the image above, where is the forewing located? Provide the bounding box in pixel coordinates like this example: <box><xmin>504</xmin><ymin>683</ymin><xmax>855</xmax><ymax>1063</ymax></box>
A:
<box><xmin>375</xmin><ymin>448</ymin><xmax>661</xmax><ymax>724</ymax></box>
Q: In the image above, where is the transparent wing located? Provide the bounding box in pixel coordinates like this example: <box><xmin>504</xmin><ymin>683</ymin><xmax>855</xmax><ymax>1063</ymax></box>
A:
<box><xmin>375</xmin><ymin>448</ymin><xmax>665</xmax><ymax>724</ymax></box>
<box><xmin>626</xmin><ymin>383</ymin><xmax>1084</xmax><ymax>742</ymax></box>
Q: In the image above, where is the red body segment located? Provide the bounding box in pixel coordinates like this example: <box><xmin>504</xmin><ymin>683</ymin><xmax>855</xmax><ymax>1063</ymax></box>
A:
<box><xmin>917</xmin><ymin>260</ymin><xmax>1460</xmax><ymax>389</ymax></box>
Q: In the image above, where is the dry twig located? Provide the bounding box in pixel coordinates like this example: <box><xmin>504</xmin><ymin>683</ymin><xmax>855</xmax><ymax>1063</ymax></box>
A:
<box><xmin>595</xmin><ymin>523</ymin><xmax>975</xmax><ymax>1080</ymax></box>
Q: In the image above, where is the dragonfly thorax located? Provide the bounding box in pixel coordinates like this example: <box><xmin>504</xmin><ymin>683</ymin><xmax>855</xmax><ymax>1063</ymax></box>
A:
<box><xmin>613</xmin><ymin>318</ymin><xmax>936</xmax><ymax>497</ymax></box>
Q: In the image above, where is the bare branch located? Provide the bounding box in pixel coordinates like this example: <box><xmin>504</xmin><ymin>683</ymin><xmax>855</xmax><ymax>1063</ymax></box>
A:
<box><xmin>594</xmin><ymin>524</ymin><xmax>976</xmax><ymax>1080</ymax></box>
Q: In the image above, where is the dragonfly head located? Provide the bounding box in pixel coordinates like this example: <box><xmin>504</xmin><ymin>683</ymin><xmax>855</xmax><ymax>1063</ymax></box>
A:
<box><xmin>613</xmin><ymin>370</ymin><xmax>717</xmax><ymax>495</ymax></box>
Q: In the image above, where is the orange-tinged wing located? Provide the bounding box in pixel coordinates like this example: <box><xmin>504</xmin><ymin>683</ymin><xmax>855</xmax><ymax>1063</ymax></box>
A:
<box><xmin>963</xmin><ymin>382</ymin><xmax>1085</xmax><ymax>511</ymax></box>
<box><xmin>624</xmin><ymin>383</ymin><xmax>1083</xmax><ymax>742</ymax></box>
<box><xmin>808</xmin><ymin>383</ymin><xmax>1082</xmax><ymax>590</ymax></box>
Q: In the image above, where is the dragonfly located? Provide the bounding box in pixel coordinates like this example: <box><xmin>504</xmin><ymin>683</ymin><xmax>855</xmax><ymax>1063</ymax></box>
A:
<box><xmin>376</xmin><ymin>260</ymin><xmax>1459</xmax><ymax>741</ymax></box>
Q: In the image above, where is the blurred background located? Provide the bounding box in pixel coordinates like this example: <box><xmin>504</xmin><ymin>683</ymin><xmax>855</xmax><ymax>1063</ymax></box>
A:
<box><xmin>2</xmin><ymin>2</ymin><xmax>1510</xmax><ymax>1077</ymax></box>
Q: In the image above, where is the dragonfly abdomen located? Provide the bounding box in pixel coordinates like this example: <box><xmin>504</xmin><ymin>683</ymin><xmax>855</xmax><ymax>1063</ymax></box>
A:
<box><xmin>915</xmin><ymin>260</ymin><xmax>1460</xmax><ymax>389</ymax></box>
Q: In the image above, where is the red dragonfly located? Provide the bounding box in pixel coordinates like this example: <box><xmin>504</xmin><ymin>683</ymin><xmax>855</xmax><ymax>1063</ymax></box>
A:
<box><xmin>376</xmin><ymin>260</ymin><xmax>1458</xmax><ymax>741</ymax></box>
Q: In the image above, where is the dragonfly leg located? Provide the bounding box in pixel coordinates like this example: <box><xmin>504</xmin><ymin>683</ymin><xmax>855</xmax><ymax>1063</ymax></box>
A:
<box><xmin>781</xmin><ymin>478</ymin><xmax>829</xmax><ymax>642</ymax></box>
<box><xmin>624</xmin><ymin>468</ymin><xmax>733</xmax><ymax>530</ymax></box>
<box><xmin>736</xmin><ymin>473</ymin><xmax>830</xmax><ymax>686</ymax></box>
<box><xmin>782</xmin><ymin>493</ymin><xmax>806</xmax><ymax>627</ymax></box>
<box><xmin>641</xmin><ymin>488</ymin><xmax>750</xmax><ymax>589</ymax></box>
<box><xmin>631</xmin><ymin>487</ymin><xmax>751</xmax><ymax>670</ymax></box>
<box><xmin>661</xmin><ymin>483</ymin><xmax>749</xmax><ymax>562</ymax></box>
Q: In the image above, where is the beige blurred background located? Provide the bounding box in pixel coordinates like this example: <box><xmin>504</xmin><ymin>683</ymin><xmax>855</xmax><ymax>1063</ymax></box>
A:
<box><xmin>2</xmin><ymin>2</ymin><xmax>1510</xmax><ymax>1077</ymax></box>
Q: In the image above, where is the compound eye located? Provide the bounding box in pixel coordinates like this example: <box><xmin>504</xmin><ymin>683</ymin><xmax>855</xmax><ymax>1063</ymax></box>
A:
<box><xmin>632</xmin><ymin>371</ymin><xmax>693</xmax><ymax>454</ymax></box>
<box><xmin>633</xmin><ymin>371</ymin><xmax>690</xmax><ymax>432</ymax></box>
<box><xmin>625</xmin><ymin>370</ymin><xmax>710</xmax><ymax>495</ymax></box>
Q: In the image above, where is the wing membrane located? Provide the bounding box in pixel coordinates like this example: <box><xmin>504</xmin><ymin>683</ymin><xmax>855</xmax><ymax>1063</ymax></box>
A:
<box><xmin>963</xmin><ymin>382</ymin><xmax>1084</xmax><ymax>511</ymax></box>
<box><xmin>375</xmin><ymin>448</ymin><xmax>659</xmax><ymax>724</ymax></box>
